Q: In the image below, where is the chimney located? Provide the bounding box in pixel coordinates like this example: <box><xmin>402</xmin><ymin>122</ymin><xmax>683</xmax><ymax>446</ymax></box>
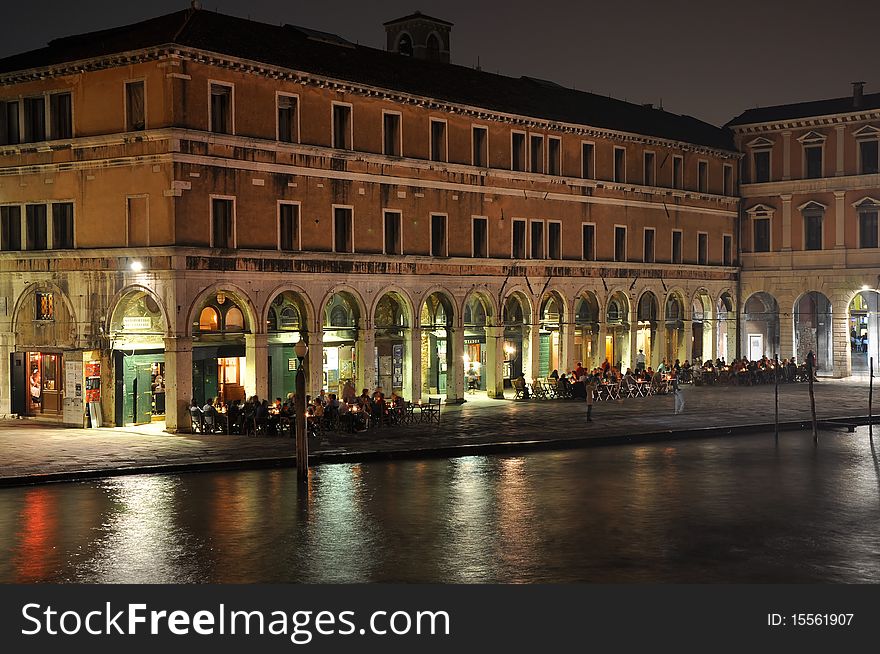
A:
<box><xmin>852</xmin><ymin>81</ymin><xmax>865</xmax><ymax>108</ymax></box>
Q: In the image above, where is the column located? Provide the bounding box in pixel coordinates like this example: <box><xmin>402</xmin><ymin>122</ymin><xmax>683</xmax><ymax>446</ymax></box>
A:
<box><xmin>244</xmin><ymin>333</ymin><xmax>269</xmax><ymax>400</ymax></box>
<box><xmin>356</xmin><ymin>322</ymin><xmax>376</xmax><ymax>393</ymax></box>
<box><xmin>164</xmin><ymin>335</ymin><xmax>193</xmax><ymax>433</ymax></box>
<box><xmin>307</xmin><ymin>329</ymin><xmax>324</xmax><ymax>397</ymax></box>
<box><xmin>0</xmin><ymin>333</ymin><xmax>12</xmax><ymax>416</ymax></box>
<box><xmin>834</xmin><ymin>191</ymin><xmax>846</xmax><ymax>249</ymax></box>
<box><xmin>404</xmin><ymin>327</ymin><xmax>422</xmax><ymax>402</ymax></box>
<box><xmin>560</xmin><ymin>321</ymin><xmax>576</xmax><ymax>374</ymax></box>
<box><xmin>629</xmin><ymin>308</ymin><xmax>639</xmax><ymax>371</ymax></box>
<box><xmin>654</xmin><ymin>320</ymin><xmax>666</xmax><ymax>368</ymax></box>
<box><xmin>683</xmin><ymin>319</ymin><xmax>693</xmax><ymax>364</ymax></box>
<box><xmin>597</xmin><ymin>320</ymin><xmax>607</xmax><ymax>370</ymax></box>
<box><xmin>485</xmin><ymin>325</ymin><xmax>505</xmax><ymax>398</ymax></box>
<box><xmin>778</xmin><ymin>302</ymin><xmax>794</xmax><ymax>360</ymax></box>
<box><xmin>710</xmin><ymin>318</ymin><xmax>718</xmax><ymax>362</ymax></box>
<box><xmin>831</xmin><ymin>298</ymin><xmax>851</xmax><ymax>378</ymax></box>
<box><xmin>524</xmin><ymin>324</ymin><xmax>541</xmax><ymax>382</ymax></box>
<box><xmin>782</xmin><ymin>131</ymin><xmax>791</xmax><ymax>181</ymax></box>
<box><xmin>835</xmin><ymin>125</ymin><xmax>846</xmax><ymax>176</ymax></box>
<box><xmin>781</xmin><ymin>194</ymin><xmax>792</xmax><ymax>251</ymax></box>
<box><xmin>447</xmin><ymin>325</ymin><xmax>465</xmax><ymax>403</ymax></box>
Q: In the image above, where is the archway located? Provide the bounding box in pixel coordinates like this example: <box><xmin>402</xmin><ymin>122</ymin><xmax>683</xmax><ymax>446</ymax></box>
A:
<box><xmin>374</xmin><ymin>292</ymin><xmax>410</xmax><ymax>394</ymax></box>
<box><xmin>849</xmin><ymin>290</ymin><xmax>880</xmax><ymax>374</ymax></box>
<box><xmin>794</xmin><ymin>291</ymin><xmax>833</xmax><ymax>374</ymax></box>
<box><xmin>266</xmin><ymin>291</ymin><xmax>310</xmax><ymax>401</ymax></box>
<box><xmin>573</xmin><ymin>291</ymin><xmax>600</xmax><ymax>370</ymax></box>
<box><xmin>191</xmin><ymin>290</ymin><xmax>253</xmax><ymax>405</ymax></box>
<box><xmin>463</xmin><ymin>293</ymin><xmax>491</xmax><ymax>391</ymax></box>
<box><xmin>539</xmin><ymin>293</ymin><xmax>564</xmax><ymax>377</ymax></box>
<box><xmin>664</xmin><ymin>293</ymin><xmax>685</xmax><ymax>364</ymax></box>
<box><xmin>109</xmin><ymin>288</ymin><xmax>168</xmax><ymax>425</ymax></box>
<box><xmin>715</xmin><ymin>292</ymin><xmax>736</xmax><ymax>363</ymax></box>
<box><xmin>502</xmin><ymin>293</ymin><xmax>530</xmax><ymax>384</ymax></box>
<box><xmin>742</xmin><ymin>292</ymin><xmax>779</xmax><ymax>361</ymax></box>
<box><xmin>322</xmin><ymin>291</ymin><xmax>360</xmax><ymax>395</ymax></box>
<box><xmin>692</xmin><ymin>290</ymin><xmax>713</xmax><ymax>364</ymax></box>
<box><xmin>636</xmin><ymin>291</ymin><xmax>658</xmax><ymax>370</ymax></box>
<box><xmin>420</xmin><ymin>291</ymin><xmax>455</xmax><ymax>397</ymax></box>
<box><xmin>605</xmin><ymin>291</ymin><xmax>630</xmax><ymax>370</ymax></box>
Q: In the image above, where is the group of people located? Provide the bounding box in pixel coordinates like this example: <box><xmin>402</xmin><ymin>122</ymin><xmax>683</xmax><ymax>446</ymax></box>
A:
<box><xmin>191</xmin><ymin>383</ymin><xmax>407</xmax><ymax>436</ymax></box>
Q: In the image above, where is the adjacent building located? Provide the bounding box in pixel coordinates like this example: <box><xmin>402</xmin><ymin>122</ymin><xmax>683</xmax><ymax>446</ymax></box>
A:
<box><xmin>1</xmin><ymin>7</ymin><xmax>745</xmax><ymax>429</ymax></box>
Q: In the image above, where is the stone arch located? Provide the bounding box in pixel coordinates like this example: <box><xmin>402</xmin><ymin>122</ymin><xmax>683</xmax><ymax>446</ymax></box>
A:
<box><xmin>396</xmin><ymin>31</ymin><xmax>414</xmax><ymax>56</ymax></box>
<box><xmin>319</xmin><ymin>285</ymin><xmax>368</xmax><ymax>328</ymax></box>
<box><xmin>12</xmin><ymin>282</ymin><xmax>79</xmax><ymax>350</ymax></box>
<box><xmin>261</xmin><ymin>284</ymin><xmax>316</xmax><ymax>334</ymax></box>
<box><xmin>502</xmin><ymin>289</ymin><xmax>533</xmax><ymax>325</ymax></box>
<box><xmin>417</xmin><ymin>286</ymin><xmax>457</xmax><ymax>326</ymax></box>
<box><xmin>187</xmin><ymin>283</ymin><xmax>259</xmax><ymax>335</ymax></box>
<box><xmin>793</xmin><ymin>290</ymin><xmax>833</xmax><ymax>373</ymax></box>
<box><xmin>107</xmin><ymin>284</ymin><xmax>170</xmax><ymax>337</ymax></box>
<box><xmin>462</xmin><ymin>287</ymin><xmax>499</xmax><ymax>325</ymax></box>
<box><xmin>370</xmin><ymin>286</ymin><xmax>415</xmax><ymax>329</ymax></box>
<box><xmin>742</xmin><ymin>291</ymin><xmax>780</xmax><ymax>361</ymax></box>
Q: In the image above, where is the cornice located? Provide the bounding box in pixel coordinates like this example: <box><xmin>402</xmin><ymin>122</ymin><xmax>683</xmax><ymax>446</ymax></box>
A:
<box><xmin>0</xmin><ymin>44</ymin><xmax>739</xmax><ymax>159</ymax></box>
<box><xmin>740</xmin><ymin>173</ymin><xmax>880</xmax><ymax>197</ymax></box>
<box><xmin>730</xmin><ymin>110</ymin><xmax>880</xmax><ymax>134</ymax></box>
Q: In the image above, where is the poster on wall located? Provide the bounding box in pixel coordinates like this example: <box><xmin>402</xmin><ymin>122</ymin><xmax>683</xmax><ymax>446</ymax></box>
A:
<box><xmin>85</xmin><ymin>360</ymin><xmax>101</xmax><ymax>402</ymax></box>
<box><xmin>392</xmin><ymin>344</ymin><xmax>404</xmax><ymax>388</ymax></box>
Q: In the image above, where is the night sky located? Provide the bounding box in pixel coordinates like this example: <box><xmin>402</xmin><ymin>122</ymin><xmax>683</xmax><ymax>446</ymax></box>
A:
<box><xmin>2</xmin><ymin>0</ymin><xmax>878</xmax><ymax>126</ymax></box>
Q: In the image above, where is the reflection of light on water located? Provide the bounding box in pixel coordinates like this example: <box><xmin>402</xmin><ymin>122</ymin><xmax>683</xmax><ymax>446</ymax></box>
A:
<box><xmin>78</xmin><ymin>475</ymin><xmax>200</xmax><ymax>583</ymax></box>
<box><xmin>12</xmin><ymin>487</ymin><xmax>57</xmax><ymax>582</ymax></box>
<box><xmin>442</xmin><ymin>456</ymin><xmax>496</xmax><ymax>582</ymax></box>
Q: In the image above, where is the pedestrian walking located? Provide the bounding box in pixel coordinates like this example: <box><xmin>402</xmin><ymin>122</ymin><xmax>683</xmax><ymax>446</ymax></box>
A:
<box><xmin>585</xmin><ymin>376</ymin><xmax>597</xmax><ymax>422</ymax></box>
<box><xmin>672</xmin><ymin>373</ymin><xmax>685</xmax><ymax>415</ymax></box>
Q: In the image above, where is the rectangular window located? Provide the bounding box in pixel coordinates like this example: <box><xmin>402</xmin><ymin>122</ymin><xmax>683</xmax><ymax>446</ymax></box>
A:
<box><xmin>859</xmin><ymin>211</ymin><xmax>879</xmax><ymax>248</ymax></box>
<box><xmin>547</xmin><ymin>137</ymin><xmax>561</xmax><ymax>176</ymax></box>
<box><xmin>384</xmin><ymin>211</ymin><xmax>402</xmax><ymax>255</ymax></box>
<box><xmin>52</xmin><ymin>202</ymin><xmax>74</xmax><ymax>249</ymax></box>
<box><xmin>279</xmin><ymin>203</ymin><xmax>300</xmax><ymax>251</ymax></box>
<box><xmin>804</xmin><ymin>212</ymin><xmax>823</xmax><ymax>250</ymax></box>
<box><xmin>530</xmin><ymin>221</ymin><xmax>545</xmax><ymax>259</ymax></box>
<box><xmin>530</xmin><ymin>134</ymin><xmax>544</xmax><ymax>173</ymax></box>
<box><xmin>512</xmin><ymin>132</ymin><xmax>526</xmax><ymax>171</ymax></box>
<box><xmin>698</xmin><ymin>161</ymin><xmax>708</xmax><ymax>193</ymax></box>
<box><xmin>753</xmin><ymin>150</ymin><xmax>770</xmax><ymax>182</ymax></box>
<box><xmin>723</xmin><ymin>234</ymin><xmax>733</xmax><ymax>266</ymax></box>
<box><xmin>672</xmin><ymin>155</ymin><xmax>683</xmax><ymax>189</ymax></box>
<box><xmin>548</xmin><ymin>221</ymin><xmax>561</xmax><ymax>259</ymax></box>
<box><xmin>472</xmin><ymin>216</ymin><xmax>488</xmax><ymax>258</ymax></box>
<box><xmin>431</xmin><ymin>214</ymin><xmax>447</xmax><ymax>256</ymax></box>
<box><xmin>332</xmin><ymin>104</ymin><xmax>351</xmax><ymax>150</ymax></box>
<box><xmin>697</xmin><ymin>233</ymin><xmax>708</xmax><ymax>265</ymax></box>
<box><xmin>277</xmin><ymin>95</ymin><xmax>298</xmax><ymax>143</ymax></box>
<box><xmin>582</xmin><ymin>224</ymin><xmax>595</xmax><ymax>261</ymax></box>
<box><xmin>0</xmin><ymin>206</ymin><xmax>22</xmax><ymax>250</ymax></box>
<box><xmin>643</xmin><ymin>151</ymin><xmax>655</xmax><ymax>186</ymax></box>
<box><xmin>209</xmin><ymin>83</ymin><xmax>232</xmax><ymax>135</ymax></box>
<box><xmin>753</xmin><ymin>218</ymin><xmax>770</xmax><ymax>252</ymax></box>
<box><xmin>613</xmin><ymin>147</ymin><xmax>626</xmax><ymax>183</ymax></box>
<box><xmin>125</xmin><ymin>80</ymin><xmax>147</xmax><ymax>132</ymax></box>
<box><xmin>383</xmin><ymin>112</ymin><xmax>401</xmax><ymax>156</ymax></box>
<box><xmin>333</xmin><ymin>207</ymin><xmax>353</xmax><ymax>253</ymax></box>
<box><xmin>472</xmin><ymin>126</ymin><xmax>488</xmax><ymax>167</ymax></box>
<box><xmin>804</xmin><ymin>145</ymin><xmax>822</xmax><ymax>178</ymax></box>
<box><xmin>211</xmin><ymin>198</ymin><xmax>234</xmax><ymax>248</ymax></box>
<box><xmin>723</xmin><ymin>164</ymin><xmax>733</xmax><ymax>195</ymax></box>
<box><xmin>643</xmin><ymin>228</ymin><xmax>655</xmax><ymax>263</ymax></box>
<box><xmin>126</xmin><ymin>81</ymin><xmax>146</xmax><ymax>132</ymax></box>
<box><xmin>512</xmin><ymin>219</ymin><xmax>526</xmax><ymax>258</ymax></box>
<box><xmin>672</xmin><ymin>230</ymin><xmax>682</xmax><ymax>264</ymax></box>
<box><xmin>614</xmin><ymin>226</ymin><xmax>626</xmax><ymax>262</ymax></box>
<box><xmin>49</xmin><ymin>93</ymin><xmax>72</xmax><ymax>139</ymax></box>
<box><xmin>430</xmin><ymin>119</ymin><xmax>446</xmax><ymax>162</ymax></box>
<box><xmin>859</xmin><ymin>140</ymin><xmax>879</xmax><ymax>175</ymax></box>
<box><xmin>25</xmin><ymin>204</ymin><xmax>48</xmax><ymax>251</ymax></box>
<box><xmin>581</xmin><ymin>142</ymin><xmax>594</xmax><ymax>178</ymax></box>
<box><xmin>0</xmin><ymin>100</ymin><xmax>20</xmax><ymax>145</ymax></box>
<box><xmin>23</xmin><ymin>97</ymin><xmax>46</xmax><ymax>142</ymax></box>
<box><xmin>127</xmin><ymin>196</ymin><xmax>148</xmax><ymax>247</ymax></box>
<box><xmin>35</xmin><ymin>291</ymin><xmax>54</xmax><ymax>321</ymax></box>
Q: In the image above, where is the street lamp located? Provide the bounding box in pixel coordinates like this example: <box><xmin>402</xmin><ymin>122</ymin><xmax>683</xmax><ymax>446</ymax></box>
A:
<box><xmin>294</xmin><ymin>339</ymin><xmax>309</xmax><ymax>482</ymax></box>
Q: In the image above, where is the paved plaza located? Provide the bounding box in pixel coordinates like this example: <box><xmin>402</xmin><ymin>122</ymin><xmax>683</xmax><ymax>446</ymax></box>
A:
<box><xmin>0</xmin><ymin>377</ymin><xmax>877</xmax><ymax>485</ymax></box>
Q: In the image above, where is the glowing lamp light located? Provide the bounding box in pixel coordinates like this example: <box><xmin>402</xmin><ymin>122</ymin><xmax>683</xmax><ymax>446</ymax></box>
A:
<box><xmin>294</xmin><ymin>340</ymin><xmax>309</xmax><ymax>360</ymax></box>
<box><xmin>129</xmin><ymin>260</ymin><xmax>144</xmax><ymax>272</ymax></box>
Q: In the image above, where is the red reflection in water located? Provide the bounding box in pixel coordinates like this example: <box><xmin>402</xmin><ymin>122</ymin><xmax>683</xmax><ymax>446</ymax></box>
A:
<box><xmin>14</xmin><ymin>487</ymin><xmax>58</xmax><ymax>582</ymax></box>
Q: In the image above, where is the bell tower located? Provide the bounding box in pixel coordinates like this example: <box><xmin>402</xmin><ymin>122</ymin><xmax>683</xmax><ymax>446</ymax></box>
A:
<box><xmin>384</xmin><ymin>11</ymin><xmax>453</xmax><ymax>64</ymax></box>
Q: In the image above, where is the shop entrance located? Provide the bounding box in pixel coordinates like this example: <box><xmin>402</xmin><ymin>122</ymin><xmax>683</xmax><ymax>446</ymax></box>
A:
<box><xmin>116</xmin><ymin>352</ymin><xmax>165</xmax><ymax>425</ymax></box>
<box><xmin>848</xmin><ymin>290</ymin><xmax>880</xmax><ymax>374</ymax></box>
<box><xmin>26</xmin><ymin>351</ymin><xmax>62</xmax><ymax>417</ymax></box>
<box><xmin>323</xmin><ymin>292</ymin><xmax>360</xmax><ymax>395</ymax></box>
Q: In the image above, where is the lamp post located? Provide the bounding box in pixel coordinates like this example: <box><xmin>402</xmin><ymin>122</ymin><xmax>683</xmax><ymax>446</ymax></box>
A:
<box><xmin>294</xmin><ymin>339</ymin><xmax>309</xmax><ymax>482</ymax></box>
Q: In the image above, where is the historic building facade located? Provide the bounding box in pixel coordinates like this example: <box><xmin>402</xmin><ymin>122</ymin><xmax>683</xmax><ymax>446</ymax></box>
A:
<box><xmin>730</xmin><ymin>83</ymin><xmax>880</xmax><ymax>377</ymax></box>
<box><xmin>0</xmin><ymin>8</ymin><xmax>739</xmax><ymax>429</ymax></box>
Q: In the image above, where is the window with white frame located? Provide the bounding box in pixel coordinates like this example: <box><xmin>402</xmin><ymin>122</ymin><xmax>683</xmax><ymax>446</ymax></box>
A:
<box><xmin>697</xmin><ymin>232</ymin><xmax>708</xmax><ymax>265</ymax></box>
<box><xmin>614</xmin><ymin>226</ymin><xmax>626</xmax><ymax>262</ymax></box>
<box><xmin>126</xmin><ymin>81</ymin><xmax>145</xmax><ymax>132</ymax></box>
<box><xmin>548</xmin><ymin>221</ymin><xmax>561</xmax><ymax>259</ymax></box>
<box><xmin>333</xmin><ymin>206</ymin><xmax>353</xmax><ymax>253</ymax></box>
<box><xmin>430</xmin><ymin>119</ymin><xmax>447</xmax><ymax>162</ymax></box>
<box><xmin>383</xmin><ymin>112</ymin><xmax>401</xmax><ymax>156</ymax></box>
<box><xmin>332</xmin><ymin>104</ymin><xmax>352</xmax><ymax>150</ymax></box>
<box><xmin>0</xmin><ymin>205</ymin><xmax>22</xmax><ymax>251</ymax></box>
<box><xmin>856</xmin><ymin>199</ymin><xmax>880</xmax><ymax>248</ymax></box>
<box><xmin>856</xmin><ymin>126</ymin><xmax>880</xmax><ymax>175</ymax></box>
<box><xmin>643</xmin><ymin>227</ymin><xmax>655</xmax><ymax>263</ymax></box>
<box><xmin>472</xmin><ymin>216</ymin><xmax>488</xmax><ymax>258</ymax></box>
<box><xmin>613</xmin><ymin>147</ymin><xmax>626</xmax><ymax>183</ymax></box>
<box><xmin>723</xmin><ymin>164</ymin><xmax>733</xmax><ymax>196</ymax></box>
<box><xmin>697</xmin><ymin>160</ymin><xmax>708</xmax><ymax>193</ymax></box>
<box><xmin>748</xmin><ymin>138</ymin><xmax>773</xmax><ymax>183</ymax></box>
<box><xmin>548</xmin><ymin>137</ymin><xmax>561</xmax><ymax>176</ymax></box>
<box><xmin>384</xmin><ymin>210</ymin><xmax>402</xmax><ymax>255</ymax></box>
<box><xmin>747</xmin><ymin>204</ymin><xmax>773</xmax><ymax>252</ymax></box>
<box><xmin>643</xmin><ymin>151</ymin><xmax>655</xmax><ymax>186</ymax></box>
<box><xmin>279</xmin><ymin>202</ymin><xmax>300</xmax><ymax>251</ymax></box>
<box><xmin>48</xmin><ymin>93</ymin><xmax>72</xmax><ymax>140</ymax></box>
<box><xmin>277</xmin><ymin>94</ymin><xmax>298</xmax><ymax>143</ymax></box>
<box><xmin>211</xmin><ymin>198</ymin><xmax>234</xmax><ymax>248</ymax></box>
<box><xmin>723</xmin><ymin>234</ymin><xmax>733</xmax><ymax>266</ymax></box>
<box><xmin>672</xmin><ymin>155</ymin><xmax>683</xmax><ymax>189</ymax></box>
<box><xmin>52</xmin><ymin>202</ymin><xmax>74</xmax><ymax>249</ymax></box>
<box><xmin>582</xmin><ymin>223</ymin><xmax>595</xmax><ymax>260</ymax></box>
<box><xmin>581</xmin><ymin>142</ymin><xmax>594</xmax><ymax>178</ymax></box>
<box><xmin>0</xmin><ymin>99</ymin><xmax>21</xmax><ymax>145</ymax></box>
<box><xmin>530</xmin><ymin>134</ymin><xmax>544</xmax><ymax>173</ymax></box>
<box><xmin>512</xmin><ymin>132</ymin><xmax>526</xmax><ymax>171</ymax></box>
<box><xmin>672</xmin><ymin>229</ymin><xmax>682</xmax><ymax>263</ymax></box>
<box><xmin>25</xmin><ymin>204</ymin><xmax>48</xmax><ymax>250</ymax></box>
<box><xmin>512</xmin><ymin>218</ymin><xmax>526</xmax><ymax>258</ymax></box>
<box><xmin>431</xmin><ymin>213</ymin><xmax>447</xmax><ymax>256</ymax></box>
<box><xmin>801</xmin><ymin>202</ymin><xmax>824</xmax><ymax>251</ymax></box>
<box><xmin>530</xmin><ymin>220</ymin><xmax>544</xmax><ymax>259</ymax></box>
<box><xmin>209</xmin><ymin>83</ymin><xmax>233</xmax><ymax>135</ymax></box>
<box><xmin>472</xmin><ymin>125</ymin><xmax>488</xmax><ymax>167</ymax></box>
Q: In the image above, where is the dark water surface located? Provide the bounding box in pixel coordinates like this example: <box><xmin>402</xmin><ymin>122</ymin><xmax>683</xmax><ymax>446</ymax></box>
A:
<box><xmin>2</xmin><ymin>430</ymin><xmax>880</xmax><ymax>583</ymax></box>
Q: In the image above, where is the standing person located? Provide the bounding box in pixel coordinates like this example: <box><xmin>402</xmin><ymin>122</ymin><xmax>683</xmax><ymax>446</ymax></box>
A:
<box><xmin>672</xmin><ymin>372</ymin><xmax>685</xmax><ymax>415</ymax></box>
<box><xmin>585</xmin><ymin>375</ymin><xmax>597</xmax><ymax>422</ymax></box>
<box><xmin>636</xmin><ymin>349</ymin><xmax>646</xmax><ymax>372</ymax></box>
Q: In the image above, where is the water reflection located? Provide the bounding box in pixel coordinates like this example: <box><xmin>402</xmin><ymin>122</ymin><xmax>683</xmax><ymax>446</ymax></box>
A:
<box><xmin>2</xmin><ymin>429</ymin><xmax>880</xmax><ymax>583</ymax></box>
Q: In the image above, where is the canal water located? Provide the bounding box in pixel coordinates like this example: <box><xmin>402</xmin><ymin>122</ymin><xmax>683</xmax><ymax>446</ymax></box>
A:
<box><xmin>2</xmin><ymin>429</ymin><xmax>880</xmax><ymax>583</ymax></box>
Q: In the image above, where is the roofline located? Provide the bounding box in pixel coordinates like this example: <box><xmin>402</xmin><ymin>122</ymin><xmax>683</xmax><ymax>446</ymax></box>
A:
<box><xmin>0</xmin><ymin>43</ymin><xmax>736</xmax><ymax>156</ymax></box>
<box><xmin>383</xmin><ymin>14</ymin><xmax>454</xmax><ymax>27</ymax></box>
<box><xmin>728</xmin><ymin>107</ymin><xmax>880</xmax><ymax>131</ymax></box>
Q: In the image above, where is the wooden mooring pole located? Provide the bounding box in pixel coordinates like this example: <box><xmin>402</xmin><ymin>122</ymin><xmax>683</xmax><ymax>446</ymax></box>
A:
<box><xmin>774</xmin><ymin>354</ymin><xmax>779</xmax><ymax>445</ymax></box>
<box><xmin>808</xmin><ymin>351</ymin><xmax>818</xmax><ymax>445</ymax></box>
<box><xmin>870</xmin><ymin>357</ymin><xmax>874</xmax><ymax>440</ymax></box>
